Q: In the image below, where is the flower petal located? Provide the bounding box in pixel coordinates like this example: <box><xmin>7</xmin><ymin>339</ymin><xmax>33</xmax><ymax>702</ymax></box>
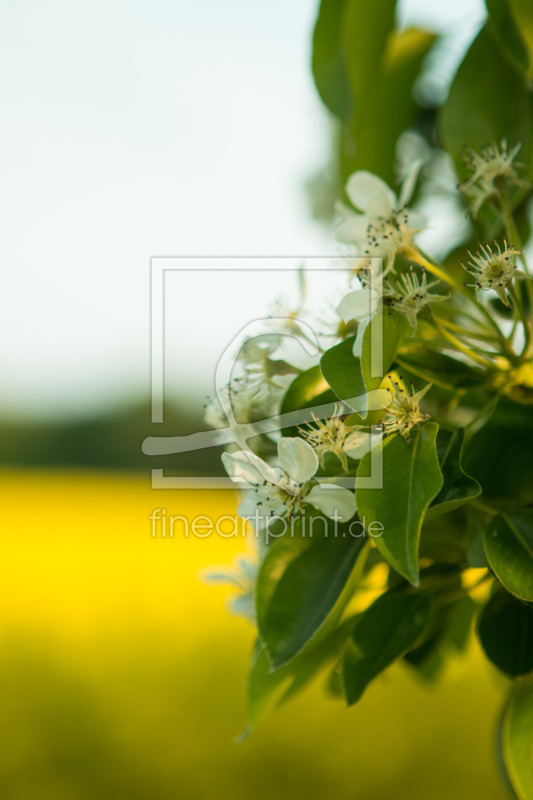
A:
<box><xmin>304</xmin><ymin>484</ymin><xmax>357</xmax><ymax>522</ymax></box>
<box><xmin>345</xmin><ymin>171</ymin><xmax>396</xmax><ymax>217</ymax></box>
<box><xmin>222</xmin><ymin>450</ymin><xmax>278</xmax><ymax>487</ymax></box>
<box><xmin>398</xmin><ymin>159</ymin><xmax>423</xmax><ymax>207</ymax></box>
<box><xmin>278</xmin><ymin>437</ymin><xmax>318</xmax><ymax>484</ymax></box>
<box><xmin>343</xmin><ymin>430</ymin><xmax>376</xmax><ymax>460</ymax></box>
<box><xmin>335</xmin><ymin>211</ymin><xmax>371</xmax><ymax>245</ymax></box>
<box><xmin>337</xmin><ymin>289</ymin><xmax>375</xmax><ymax>323</ymax></box>
<box><xmin>406</xmin><ymin>209</ymin><xmax>426</xmax><ymax>232</ymax></box>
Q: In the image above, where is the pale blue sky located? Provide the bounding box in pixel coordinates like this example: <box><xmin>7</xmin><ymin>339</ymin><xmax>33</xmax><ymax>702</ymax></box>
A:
<box><xmin>0</xmin><ymin>0</ymin><xmax>486</xmax><ymax>419</ymax></box>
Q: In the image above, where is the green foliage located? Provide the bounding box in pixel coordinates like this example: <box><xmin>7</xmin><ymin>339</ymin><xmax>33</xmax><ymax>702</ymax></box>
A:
<box><xmin>256</xmin><ymin>515</ymin><xmax>366</xmax><ymax>668</ymax></box>
<box><xmin>484</xmin><ymin>512</ymin><xmax>533</xmax><ymax>602</ymax></box>
<box><xmin>503</xmin><ymin>680</ymin><xmax>533</xmax><ymax>799</ymax></box>
<box><xmin>440</xmin><ymin>24</ymin><xmax>533</xmax><ymax>186</ymax></box>
<box><xmin>206</xmin><ymin>6</ymin><xmax>533</xmax><ymax>798</ymax></box>
<box><xmin>356</xmin><ymin>423</ymin><xmax>443</xmax><ymax>586</ymax></box>
<box><xmin>427</xmin><ymin>428</ymin><xmax>481</xmax><ymax>519</ymax></box>
<box><xmin>478</xmin><ymin>588</ymin><xmax>533</xmax><ymax>678</ymax></box>
<box><xmin>311</xmin><ymin>0</ymin><xmax>435</xmax><ymax>184</ymax></box>
<box><xmin>342</xmin><ymin>589</ymin><xmax>433</xmax><ymax>704</ymax></box>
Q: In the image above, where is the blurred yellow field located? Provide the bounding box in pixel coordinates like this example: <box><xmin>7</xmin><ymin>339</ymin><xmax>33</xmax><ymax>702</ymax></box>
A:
<box><xmin>0</xmin><ymin>470</ymin><xmax>510</xmax><ymax>799</ymax></box>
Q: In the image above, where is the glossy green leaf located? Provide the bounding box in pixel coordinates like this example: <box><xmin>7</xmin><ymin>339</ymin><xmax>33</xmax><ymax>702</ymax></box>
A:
<box><xmin>396</xmin><ymin>348</ymin><xmax>485</xmax><ymax>391</ymax></box>
<box><xmin>256</xmin><ymin>517</ymin><xmax>366</xmax><ymax>669</ymax></box>
<box><xmin>280</xmin><ymin>365</ymin><xmax>336</xmax><ymax>437</ymax></box>
<box><xmin>426</xmin><ymin>428</ymin><xmax>481</xmax><ymax>519</ymax></box>
<box><xmin>503</xmin><ymin>679</ymin><xmax>533</xmax><ymax>800</ymax></box>
<box><xmin>311</xmin><ymin>0</ymin><xmax>352</xmax><ymax>122</ymax></box>
<box><xmin>356</xmin><ymin>422</ymin><xmax>443</xmax><ymax>585</ymax></box>
<box><xmin>464</xmin><ymin>399</ymin><xmax>533</xmax><ymax>510</ymax></box>
<box><xmin>361</xmin><ymin>311</ymin><xmax>408</xmax><ymax>393</ymax></box>
<box><xmin>478</xmin><ymin>589</ymin><xmax>533</xmax><ymax>678</ymax></box>
<box><xmin>440</xmin><ymin>24</ymin><xmax>533</xmax><ymax>186</ymax></box>
<box><xmin>342</xmin><ymin>589</ymin><xmax>432</xmax><ymax>705</ymax></box>
<box><xmin>320</xmin><ymin>337</ymin><xmax>366</xmax><ymax>404</ymax></box>
<box><xmin>486</xmin><ymin>0</ymin><xmax>531</xmax><ymax>74</ymax></box>
<box><xmin>484</xmin><ymin>512</ymin><xmax>533</xmax><ymax>602</ymax></box>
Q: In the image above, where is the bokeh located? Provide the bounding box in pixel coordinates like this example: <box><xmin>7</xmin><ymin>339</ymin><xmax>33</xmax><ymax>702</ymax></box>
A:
<box><xmin>1</xmin><ymin>0</ymin><xmax>513</xmax><ymax>797</ymax></box>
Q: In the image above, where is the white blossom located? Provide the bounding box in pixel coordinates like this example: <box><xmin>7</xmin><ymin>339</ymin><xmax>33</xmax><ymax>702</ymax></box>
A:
<box><xmin>222</xmin><ymin>437</ymin><xmax>357</xmax><ymax>528</ymax></box>
<box><xmin>335</xmin><ymin>162</ymin><xmax>426</xmax><ymax>268</ymax></box>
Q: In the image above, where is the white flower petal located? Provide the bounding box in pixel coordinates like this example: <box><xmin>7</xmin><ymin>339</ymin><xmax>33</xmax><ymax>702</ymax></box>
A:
<box><xmin>335</xmin><ymin>212</ymin><xmax>371</xmax><ymax>246</ymax></box>
<box><xmin>304</xmin><ymin>484</ymin><xmax>357</xmax><ymax>522</ymax></box>
<box><xmin>222</xmin><ymin>450</ymin><xmax>278</xmax><ymax>487</ymax></box>
<box><xmin>278</xmin><ymin>437</ymin><xmax>318</xmax><ymax>484</ymax></box>
<box><xmin>345</xmin><ymin>171</ymin><xmax>396</xmax><ymax>217</ymax></box>
<box><xmin>344</xmin><ymin>431</ymin><xmax>376</xmax><ymax>460</ymax></box>
<box><xmin>337</xmin><ymin>289</ymin><xmax>375</xmax><ymax>323</ymax></box>
<box><xmin>398</xmin><ymin>159</ymin><xmax>423</xmax><ymax>207</ymax></box>
<box><xmin>226</xmin><ymin>593</ymin><xmax>255</xmax><ymax>622</ymax></box>
<box><xmin>199</xmin><ymin>567</ymin><xmax>247</xmax><ymax>589</ymax></box>
<box><xmin>406</xmin><ymin>209</ymin><xmax>426</xmax><ymax>232</ymax></box>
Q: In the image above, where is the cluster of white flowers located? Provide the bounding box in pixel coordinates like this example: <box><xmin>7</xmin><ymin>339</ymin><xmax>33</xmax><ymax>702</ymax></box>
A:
<box><xmin>206</xmin><ymin>140</ymin><xmax>529</xmax><ymax>619</ymax></box>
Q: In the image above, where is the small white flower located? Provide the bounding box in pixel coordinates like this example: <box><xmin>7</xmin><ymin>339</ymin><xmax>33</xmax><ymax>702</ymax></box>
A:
<box><xmin>462</xmin><ymin>241</ymin><xmax>521</xmax><ymax>306</ymax></box>
<box><xmin>335</xmin><ymin>162</ymin><xmax>426</xmax><ymax>268</ymax></box>
<box><xmin>204</xmin><ymin>381</ymin><xmax>261</xmax><ymax>429</ymax></box>
<box><xmin>236</xmin><ymin>334</ymin><xmax>292</xmax><ymax>402</ymax></box>
<box><xmin>384</xmin><ymin>268</ymin><xmax>448</xmax><ymax>329</ymax></box>
<box><xmin>336</xmin><ymin>267</ymin><xmax>385</xmax><ymax>356</ymax></box>
<box><xmin>300</xmin><ymin>406</ymin><xmax>375</xmax><ymax>470</ymax></box>
<box><xmin>460</xmin><ymin>139</ymin><xmax>528</xmax><ymax>217</ymax></box>
<box><xmin>381</xmin><ymin>377</ymin><xmax>431</xmax><ymax>438</ymax></box>
<box><xmin>222</xmin><ymin>437</ymin><xmax>357</xmax><ymax>528</ymax></box>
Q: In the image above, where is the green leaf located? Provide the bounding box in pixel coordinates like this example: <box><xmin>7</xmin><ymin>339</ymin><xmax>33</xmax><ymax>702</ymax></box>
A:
<box><xmin>503</xmin><ymin>679</ymin><xmax>533</xmax><ymax>800</ymax></box>
<box><xmin>311</xmin><ymin>0</ymin><xmax>352</xmax><ymax>122</ymax></box>
<box><xmin>342</xmin><ymin>589</ymin><xmax>432</xmax><ymax>705</ymax></box>
<box><xmin>440</xmin><ymin>24</ymin><xmax>533</xmax><ymax>187</ymax></box>
<box><xmin>478</xmin><ymin>589</ymin><xmax>533</xmax><ymax>678</ymax></box>
<box><xmin>346</xmin><ymin>27</ymin><xmax>437</xmax><ymax>184</ymax></box>
<box><xmin>464</xmin><ymin>399</ymin><xmax>533</xmax><ymax>510</ymax></box>
<box><xmin>280</xmin><ymin>365</ymin><xmax>336</xmax><ymax>438</ymax></box>
<box><xmin>356</xmin><ymin>422</ymin><xmax>443</xmax><ymax>586</ymax></box>
<box><xmin>466</xmin><ymin>509</ymin><xmax>489</xmax><ymax>568</ymax></box>
<box><xmin>510</xmin><ymin>0</ymin><xmax>533</xmax><ymax>79</ymax></box>
<box><xmin>342</xmin><ymin>0</ymin><xmax>396</xmax><ymax>118</ymax></box>
<box><xmin>320</xmin><ymin>337</ymin><xmax>366</xmax><ymax>404</ymax></box>
<box><xmin>361</xmin><ymin>311</ymin><xmax>407</xmax><ymax>393</ymax></box>
<box><xmin>486</xmin><ymin>0</ymin><xmax>531</xmax><ymax>75</ymax></box>
<box><xmin>426</xmin><ymin>428</ymin><xmax>481</xmax><ymax>519</ymax></box>
<box><xmin>244</xmin><ymin>617</ymin><xmax>354</xmax><ymax>735</ymax></box>
<box><xmin>396</xmin><ymin>348</ymin><xmax>485</xmax><ymax>391</ymax></box>
<box><xmin>256</xmin><ymin>516</ymin><xmax>366</xmax><ymax>669</ymax></box>
<box><xmin>484</xmin><ymin>512</ymin><xmax>533</xmax><ymax>602</ymax></box>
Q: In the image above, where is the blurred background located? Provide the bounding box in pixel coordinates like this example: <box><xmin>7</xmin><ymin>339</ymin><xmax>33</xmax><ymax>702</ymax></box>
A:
<box><xmin>0</xmin><ymin>0</ymin><xmax>514</xmax><ymax>797</ymax></box>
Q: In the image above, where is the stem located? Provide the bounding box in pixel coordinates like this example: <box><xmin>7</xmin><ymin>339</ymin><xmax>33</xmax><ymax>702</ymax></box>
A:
<box><xmin>499</xmin><ymin>189</ymin><xmax>533</xmax><ymax>314</ymax></box>
<box><xmin>429</xmin><ymin>315</ymin><xmax>496</xmax><ymax>369</ymax></box>
<box><xmin>508</xmin><ymin>282</ymin><xmax>532</xmax><ymax>357</ymax></box>
<box><xmin>408</xmin><ymin>246</ymin><xmax>510</xmax><ymax>351</ymax></box>
<box><xmin>436</xmin><ymin>317</ymin><xmax>500</xmax><ymax>344</ymax></box>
